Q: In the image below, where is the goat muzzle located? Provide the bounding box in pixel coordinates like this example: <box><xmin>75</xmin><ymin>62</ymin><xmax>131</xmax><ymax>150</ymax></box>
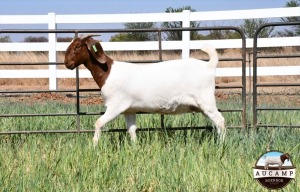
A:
<box><xmin>64</xmin><ymin>60</ymin><xmax>76</xmax><ymax>70</ymax></box>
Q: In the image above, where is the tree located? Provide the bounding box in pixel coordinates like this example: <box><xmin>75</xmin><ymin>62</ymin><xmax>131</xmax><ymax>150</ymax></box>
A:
<box><xmin>161</xmin><ymin>6</ymin><xmax>201</xmax><ymax>40</ymax></box>
<box><xmin>277</xmin><ymin>0</ymin><xmax>300</xmax><ymax>36</ymax></box>
<box><xmin>57</xmin><ymin>37</ymin><xmax>73</xmax><ymax>42</ymax></box>
<box><xmin>205</xmin><ymin>30</ymin><xmax>241</xmax><ymax>40</ymax></box>
<box><xmin>110</xmin><ymin>22</ymin><xmax>157</xmax><ymax>42</ymax></box>
<box><xmin>0</xmin><ymin>35</ymin><xmax>11</xmax><ymax>42</ymax></box>
<box><xmin>24</xmin><ymin>36</ymin><xmax>48</xmax><ymax>42</ymax></box>
<box><xmin>240</xmin><ymin>19</ymin><xmax>274</xmax><ymax>38</ymax></box>
<box><xmin>110</xmin><ymin>33</ymin><xmax>130</xmax><ymax>42</ymax></box>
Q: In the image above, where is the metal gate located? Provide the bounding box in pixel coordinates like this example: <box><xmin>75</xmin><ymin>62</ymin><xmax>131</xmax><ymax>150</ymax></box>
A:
<box><xmin>252</xmin><ymin>21</ymin><xmax>300</xmax><ymax>129</ymax></box>
<box><xmin>0</xmin><ymin>27</ymin><xmax>247</xmax><ymax>134</ymax></box>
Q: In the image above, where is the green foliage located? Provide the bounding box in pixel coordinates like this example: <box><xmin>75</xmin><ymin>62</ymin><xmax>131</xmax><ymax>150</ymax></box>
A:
<box><xmin>110</xmin><ymin>22</ymin><xmax>157</xmax><ymax>42</ymax></box>
<box><xmin>24</xmin><ymin>36</ymin><xmax>48</xmax><ymax>42</ymax></box>
<box><xmin>205</xmin><ymin>30</ymin><xmax>241</xmax><ymax>40</ymax></box>
<box><xmin>0</xmin><ymin>35</ymin><xmax>11</xmax><ymax>42</ymax></box>
<box><xmin>124</xmin><ymin>22</ymin><xmax>158</xmax><ymax>41</ymax></box>
<box><xmin>0</xmin><ymin>99</ymin><xmax>299</xmax><ymax>191</ymax></box>
<box><xmin>277</xmin><ymin>0</ymin><xmax>300</xmax><ymax>37</ymax></box>
<box><xmin>110</xmin><ymin>33</ymin><xmax>129</xmax><ymax>42</ymax></box>
<box><xmin>285</xmin><ymin>0</ymin><xmax>300</xmax><ymax>7</ymax></box>
<box><xmin>240</xmin><ymin>19</ymin><xmax>274</xmax><ymax>38</ymax></box>
<box><xmin>1</xmin><ymin>126</ymin><xmax>300</xmax><ymax>191</ymax></box>
<box><xmin>161</xmin><ymin>6</ymin><xmax>201</xmax><ymax>40</ymax></box>
<box><xmin>57</xmin><ymin>37</ymin><xmax>73</xmax><ymax>42</ymax></box>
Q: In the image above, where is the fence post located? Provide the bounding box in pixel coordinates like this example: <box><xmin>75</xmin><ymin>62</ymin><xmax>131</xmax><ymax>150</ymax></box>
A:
<box><xmin>182</xmin><ymin>10</ymin><xmax>191</xmax><ymax>59</ymax></box>
<box><xmin>48</xmin><ymin>12</ymin><xmax>57</xmax><ymax>90</ymax></box>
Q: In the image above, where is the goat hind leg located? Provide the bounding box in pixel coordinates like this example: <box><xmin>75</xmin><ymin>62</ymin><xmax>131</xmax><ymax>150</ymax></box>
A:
<box><xmin>124</xmin><ymin>113</ymin><xmax>137</xmax><ymax>141</ymax></box>
<box><xmin>202</xmin><ymin>108</ymin><xmax>226</xmax><ymax>141</ymax></box>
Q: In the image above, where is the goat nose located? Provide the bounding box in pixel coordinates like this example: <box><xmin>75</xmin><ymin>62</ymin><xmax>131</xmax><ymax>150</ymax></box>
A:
<box><xmin>64</xmin><ymin>60</ymin><xmax>75</xmax><ymax>70</ymax></box>
<box><xmin>66</xmin><ymin>64</ymin><xmax>75</xmax><ymax>70</ymax></box>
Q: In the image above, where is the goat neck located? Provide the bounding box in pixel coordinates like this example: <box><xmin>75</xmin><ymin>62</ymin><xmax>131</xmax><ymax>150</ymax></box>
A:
<box><xmin>84</xmin><ymin>52</ymin><xmax>113</xmax><ymax>90</ymax></box>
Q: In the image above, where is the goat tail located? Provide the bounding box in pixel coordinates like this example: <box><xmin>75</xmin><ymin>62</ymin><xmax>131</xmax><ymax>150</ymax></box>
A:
<box><xmin>201</xmin><ymin>44</ymin><xmax>219</xmax><ymax>68</ymax></box>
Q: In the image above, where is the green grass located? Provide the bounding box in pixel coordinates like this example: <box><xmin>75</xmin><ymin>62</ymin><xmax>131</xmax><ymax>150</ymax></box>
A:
<box><xmin>0</xmin><ymin>98</ymin><xmax>300</xmax><ymax>191</ymax></box>
<box><xmin>1</xmin><ymin>129</ymin><xmax>300</xmax><ymax>191</ymax></box>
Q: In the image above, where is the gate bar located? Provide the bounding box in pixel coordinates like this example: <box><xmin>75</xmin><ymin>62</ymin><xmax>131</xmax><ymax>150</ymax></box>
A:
<box><xmin>252</xmin><ymin>21</ymin><xmax>300</xmax><ymax>129</ymax></box>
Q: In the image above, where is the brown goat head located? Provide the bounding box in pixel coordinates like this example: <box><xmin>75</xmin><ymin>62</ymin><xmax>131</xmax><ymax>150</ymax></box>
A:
<box><xmin>64</xmin><ymin>34</ymin><xmax>107</xmax><ymax>70</ymax></box>
<box><xmin>280</xmin><ymin>153</ymin><xmax>290</xmax><ymax>163</ymax></box>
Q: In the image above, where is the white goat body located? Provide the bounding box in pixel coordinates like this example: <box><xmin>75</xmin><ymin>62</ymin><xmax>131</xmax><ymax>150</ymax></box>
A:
<box><xmin>102</xmin><ymin>58</ymin><xmax>216</xmax><ymax>114</ymax></box>
<box><xmin>264</xmin><ymin>154</ymin><xmax>290</xmax><ymax>169</ymax></box>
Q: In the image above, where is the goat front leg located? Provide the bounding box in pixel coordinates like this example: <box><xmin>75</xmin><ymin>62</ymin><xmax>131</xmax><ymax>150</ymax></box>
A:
<box><xmin>124</xmin><ymin>113</ymin><xmax>137</xmax><ymax>141</ymax></box>
<box><xmin>264</xmin><ymin>164</ymin><xmax>269</xmax><ymax>170</ymax></box>
<box><xmin>93</xmin><ymin>106</ymin><xmax>124</xmax><ymax>146</ymax></box>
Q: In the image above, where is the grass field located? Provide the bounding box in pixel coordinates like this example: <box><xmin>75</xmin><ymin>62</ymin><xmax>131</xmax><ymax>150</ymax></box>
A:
<box><xmin>1</xmin><ymin>99</ymin><xmax>300</xmax><ymax>191</ymax></box>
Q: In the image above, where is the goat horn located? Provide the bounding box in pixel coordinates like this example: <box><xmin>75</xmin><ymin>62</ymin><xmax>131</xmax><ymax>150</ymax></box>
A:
<box><xmin>80</xmin><ymin>34</ymin><xmax>101</xmax><ymax>40</ymax></box>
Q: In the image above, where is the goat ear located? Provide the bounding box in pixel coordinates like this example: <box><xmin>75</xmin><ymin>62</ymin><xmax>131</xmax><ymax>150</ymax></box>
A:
<box><xmin>85</xmin><ymin>39</ymin><xmax>107</xmax><ymax>64</ymax></box>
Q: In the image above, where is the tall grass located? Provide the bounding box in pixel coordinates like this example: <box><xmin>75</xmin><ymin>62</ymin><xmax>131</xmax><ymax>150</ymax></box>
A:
<box><xmin>0</xmin><ymin>100</ymin><xmax>300</xmax><ymax>191</ymax></box>
<box><xmin>1</xmin><ymin>128</ymin><xmax>299</xmax><ymax>191</ymax></box>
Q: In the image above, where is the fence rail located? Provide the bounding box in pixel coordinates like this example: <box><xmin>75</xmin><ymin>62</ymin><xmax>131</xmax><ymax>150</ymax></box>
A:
<box><xmin>1</xmin><ymin>7</ymin><xmax>299</xmax><ymax>24</ymax></box>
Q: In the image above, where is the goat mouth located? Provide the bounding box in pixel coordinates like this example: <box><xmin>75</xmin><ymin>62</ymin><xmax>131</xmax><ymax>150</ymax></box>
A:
<box><xmin>66</xmin><ymin>65</ymin><xmax>75</xmax><ymax>70</ymax></box>
<box><xmin>65</xmin><ymin>62</ymin><xmax>76</xmax><ymax>70</ymax></box>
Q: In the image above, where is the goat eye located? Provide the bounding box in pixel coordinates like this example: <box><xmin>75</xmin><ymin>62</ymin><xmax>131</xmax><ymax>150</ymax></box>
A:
<box><xmin>75</xmin><ymin>45</ymin><xmax>81</xmax><ymax>50</ymax></box>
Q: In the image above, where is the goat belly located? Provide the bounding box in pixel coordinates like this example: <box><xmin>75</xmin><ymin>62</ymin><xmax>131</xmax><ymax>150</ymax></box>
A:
<box><xmin>265</xmin><ymin>157</ymin><xmax>283</xmax><ymax>165</ymax></box>
<box><xmin>125</xmin><ymin>95</ymin><xmax>202</xmax><ymax>114</ymax></box>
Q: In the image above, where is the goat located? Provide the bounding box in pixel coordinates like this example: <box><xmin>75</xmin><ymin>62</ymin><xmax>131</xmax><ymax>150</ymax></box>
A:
<box><xmin>264</xmin><ymin>153</ymin><xmax>290</xmax><ymax>170</ymax></box>
<box><xmin>64</xmin><ymin>34</ymin><xmax>226</xmax><ymax>146</ymax></box>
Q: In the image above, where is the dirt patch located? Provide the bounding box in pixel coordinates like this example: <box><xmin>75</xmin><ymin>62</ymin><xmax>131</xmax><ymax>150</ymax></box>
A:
<box><xmin>31</xmin><ymin>92</ymin><xmax>68</xmax><ymax>101</ymax></box>
<box><xmin>2</xmin><ymin>92</ymin><xmax>103</xmax><ymax>106</ymax></box>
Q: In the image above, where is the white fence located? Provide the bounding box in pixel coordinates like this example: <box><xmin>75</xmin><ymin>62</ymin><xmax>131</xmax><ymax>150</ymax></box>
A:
<box><xmin>0</xmin><ymin>7</ymin><xmax>300</xmax><ymax>90</ymax></box>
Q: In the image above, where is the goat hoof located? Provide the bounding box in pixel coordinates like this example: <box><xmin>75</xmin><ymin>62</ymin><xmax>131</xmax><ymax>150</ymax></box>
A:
<box><xmin>93</xmin><ymin>137</ymin><xmax>99</xmax><ymax>147</ymax></box>
<box><xmin>131</xmin><ymin>137</ymin><xmax>137</xmax><ymax>142</ymax></box>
